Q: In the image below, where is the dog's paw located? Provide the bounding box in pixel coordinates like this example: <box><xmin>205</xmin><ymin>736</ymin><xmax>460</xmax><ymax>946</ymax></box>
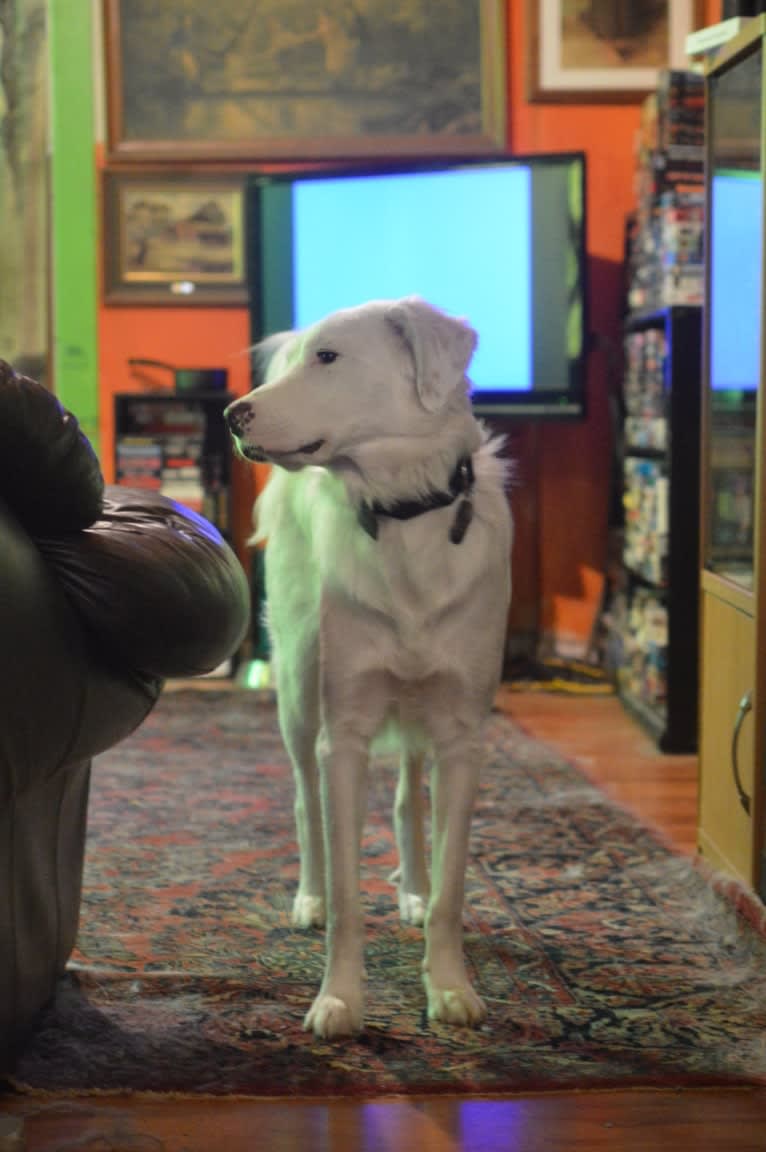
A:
<box><xmin>424</xmin><ymin>978</ymin><xmax>487</xmax><ymax>1027</ymax></box>
<box><xmin>303</xmin><ymin>994</ymin><xmax>362</xmax><ymax>1039</ymax></box>
<box><xmin>292</xmin><ymin>893</ymin><xmax>326</xmax><ymax>929</ymax></box>
<box><xmin>398</xmin><ymin>890</ymin><xmax>426</xmax><ymax>926</ymax></box>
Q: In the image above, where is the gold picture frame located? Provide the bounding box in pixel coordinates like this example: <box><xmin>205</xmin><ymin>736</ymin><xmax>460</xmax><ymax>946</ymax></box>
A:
<box><xmin>103</xmin><ymin>0</ymin><xmax>506</xmax><ymax>162</ymax></box>
<box><xmin>102</xmin><ymin>169</ymin><xmax>247</xmax><ymax>306</ymax></box>
<box><xmin>527</xmin><ymin>0</ymin><xmax>706</xmax><ymax>103</ymax></box>
<box><xmin>0</xmin><ymin>0</ymin><xmax>50</xmax><ymax>383</ymax></box>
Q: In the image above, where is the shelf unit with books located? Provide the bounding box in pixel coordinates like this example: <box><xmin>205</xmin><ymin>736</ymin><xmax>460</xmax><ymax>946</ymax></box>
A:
<box><xmin>626</xmin><ymin>69</ymin><xmax>705</xmax><ymax>317</ymax></box>
<box><xmin>605</xmin><ymin>306</ymin><xmax>702</xmax><ymax>752</ymax></box>
<box><xmin>114</xmin><ymin>391</ymin><xmax>235</xmax><ymax>540</ymax></box>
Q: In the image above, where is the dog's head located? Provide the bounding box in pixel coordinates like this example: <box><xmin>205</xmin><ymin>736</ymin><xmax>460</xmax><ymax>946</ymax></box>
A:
<box><xmin>224</xmin><ymin>297</ymin><xmax>478</xmax><ymax>472</ymax></box>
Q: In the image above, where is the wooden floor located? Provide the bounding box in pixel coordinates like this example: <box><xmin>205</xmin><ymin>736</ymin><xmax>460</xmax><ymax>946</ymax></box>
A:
<box><xmin>3</xmin><ymin>690</ymin><xmax>765</xmax><ymax>1151</ymax></box>
<box><xmin>494</xmin><ymin>687</ymin><xmax>700</xmax><ymax>857</ymax></box>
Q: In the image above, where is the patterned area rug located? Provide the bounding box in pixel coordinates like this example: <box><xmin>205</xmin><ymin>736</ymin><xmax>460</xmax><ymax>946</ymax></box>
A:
<box><xmin>13</xmin><ymin>689</ymin><xmax>766</xmax><ymax>1097</ymax></box>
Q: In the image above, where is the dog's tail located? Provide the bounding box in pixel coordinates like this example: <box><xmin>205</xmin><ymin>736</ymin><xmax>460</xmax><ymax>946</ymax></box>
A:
<box><xmin>476</xmin><ymin>422</ymin><xmax>516</xmax><ymax>490</ymax></box>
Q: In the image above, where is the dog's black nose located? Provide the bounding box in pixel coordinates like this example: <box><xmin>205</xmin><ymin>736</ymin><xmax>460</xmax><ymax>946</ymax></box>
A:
<box><xmin>224</xmin><ymin>400</ymin><xmax>253</xmax><ymax>437</ymax></box>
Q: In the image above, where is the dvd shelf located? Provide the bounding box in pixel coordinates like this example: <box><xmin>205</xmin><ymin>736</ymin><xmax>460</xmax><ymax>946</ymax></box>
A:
<box><xmin>114</xmin><ymin>392</ymin><xmax>234</xmax><ymax>538</ymax></box>
<box><xmin>605</xmin><ymin>306</ymin><xmax>702</xmax><ymax>753</ymax></box>
<box><xmin>626</xmin><ymin>69</ymin><xmax>705</xmax><ymax>314</ymax></box>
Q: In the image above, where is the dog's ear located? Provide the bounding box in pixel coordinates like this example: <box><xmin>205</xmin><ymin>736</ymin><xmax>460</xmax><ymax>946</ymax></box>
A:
<box><xmin>250</xmin><ymin>330</ymin><xmax>295</xmax><ymax>387</ymax></box>
<box><xmin>386</xmin><ymin>297</ymin><xmax>477</xmax><ymax>412</ymax></box>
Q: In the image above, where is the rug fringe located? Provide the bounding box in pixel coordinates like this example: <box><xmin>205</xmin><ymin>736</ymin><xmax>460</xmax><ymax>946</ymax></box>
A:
<box><xmin>693</xmin><ymin>858</ymin><xmax>766</xmax><ymax>939</ymax></box>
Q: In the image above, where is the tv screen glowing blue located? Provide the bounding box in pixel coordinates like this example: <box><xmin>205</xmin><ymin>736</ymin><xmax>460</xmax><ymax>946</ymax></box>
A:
<box><xmin>292</xmin><ymin>169</ymin><xmax>532</xmax><ymax>394</ymax></box>
<box><xmin>711</xmin><ymin>170</ymin><xmax>761</xmax><ymax>392</ymax></box>
<box><xmin>250</xmin><ymin>154</ymin><xmax>587</xmax><ymax>419</ymax></box>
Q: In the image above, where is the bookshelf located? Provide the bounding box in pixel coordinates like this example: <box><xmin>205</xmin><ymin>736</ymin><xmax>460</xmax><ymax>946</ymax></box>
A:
<box><xmin>114</xmin><ymin>392</ymin><xmax>235</xmax><ymax>539</ymax></box>
<box><xmin>605</xmin><ymin>306</ymin><xmax>702</xmax><ymax>753</ymax></box>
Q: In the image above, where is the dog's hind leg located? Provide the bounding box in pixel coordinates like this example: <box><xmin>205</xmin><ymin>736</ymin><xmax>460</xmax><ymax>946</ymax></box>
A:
<box><xmin>290</xmin><ymin>756</ymin><xmax>325</xmax><ymax>929</ymax></box>
<box><xmin>393</xmin><ymin>749</ymin><xmax>430</xmax><ymax>926</ymax></box>
<box><xmin>275</xmin><ymin>649</ymin><xmax>326</xmax><ymax>929</ymax></box>
<box><xmin>422</xmin><ymin>734</ymin><xmax>486</xmax><ymax>1027</ymax></box>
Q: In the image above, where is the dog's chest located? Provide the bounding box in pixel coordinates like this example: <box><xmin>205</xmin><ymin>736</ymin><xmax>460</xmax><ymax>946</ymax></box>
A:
<box><xmin>331</xmin><ymin>514</ymin><xmax>474</xmax><ymax>677</ymax></box>
<box><xmin>381</xmin><ymin>526</ymin><xmax>447</xmax><ymax>613</ymax></box>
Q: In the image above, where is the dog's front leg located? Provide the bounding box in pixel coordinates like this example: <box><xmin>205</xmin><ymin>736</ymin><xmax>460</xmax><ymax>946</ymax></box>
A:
<box><xmin>303</xmin><ymin>724</ymin><xmax>368</xmax><ymax>1039</ymax></box>
<box><xmin>394</xmin><ymin>749</ymin><xmax>430</xmax><ymax>925</ymax></box>
<box><xmin>423</xmin><ymin>736</ymin><xmax>486</xmax><ymax>1027</ymax></box>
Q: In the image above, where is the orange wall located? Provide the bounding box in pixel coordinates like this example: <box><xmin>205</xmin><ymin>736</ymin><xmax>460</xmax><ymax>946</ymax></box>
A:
<box><xmin>97</xmin><ymin>1</ymin><xmax>720</xmax><ymax>634</ymax></box>
<box><xmin>502</xmin><ymin>0</ymin><xmax>718</xmax><ymax>645</ymax></box>
<box><xmin>97</xmin><ymin>280</ymin><xmax>257</xmax><ymax>563</ymax></box>
<box><xmin>504</xmin><ymin>5</ymin><xmax>645</xmax><ymax>644</ymax></box>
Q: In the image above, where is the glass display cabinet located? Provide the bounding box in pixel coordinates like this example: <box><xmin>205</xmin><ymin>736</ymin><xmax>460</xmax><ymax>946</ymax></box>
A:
<box><xmin>698</xmin><ymin>18</ymin><xmax>766</xmax><ymax>899</ymax></box>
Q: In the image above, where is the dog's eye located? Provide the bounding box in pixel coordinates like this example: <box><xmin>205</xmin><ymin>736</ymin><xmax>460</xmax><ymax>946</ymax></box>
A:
<box><xmin>316</xmin><ymin>349</ymin><xmax>338</xmax><ymax>365</ymax></box>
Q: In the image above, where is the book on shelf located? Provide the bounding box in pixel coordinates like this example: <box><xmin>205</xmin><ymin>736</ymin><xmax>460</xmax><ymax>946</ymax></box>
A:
<box><xmin>116</xmin><ymin>436</ymin><xmax>162</xmax><ymax>489</ymax></box>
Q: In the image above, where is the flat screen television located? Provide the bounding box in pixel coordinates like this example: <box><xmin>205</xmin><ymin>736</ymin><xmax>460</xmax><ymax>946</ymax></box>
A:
<box><xmin>710</xmin><ymin>168</ymin><xmax>761</xmax><ymax>394</ymax></box>
<box><xmin>247</xmin><ymin>152</ymin><xmax>588</xmax><ymax>419</ymax></box>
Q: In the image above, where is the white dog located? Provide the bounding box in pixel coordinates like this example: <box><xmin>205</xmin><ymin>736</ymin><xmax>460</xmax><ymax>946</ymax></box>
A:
<box><xmin>225</xmin><ymin>297</ymin><xmax>512</xmax><ymax>1039</ymax></box>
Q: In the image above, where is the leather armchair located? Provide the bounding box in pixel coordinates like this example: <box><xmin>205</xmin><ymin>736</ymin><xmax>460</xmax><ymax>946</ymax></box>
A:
<box><xmin>0</xmin><ymin>361</ymin><xmax>250</xmax><ymax>1070</ymax></box>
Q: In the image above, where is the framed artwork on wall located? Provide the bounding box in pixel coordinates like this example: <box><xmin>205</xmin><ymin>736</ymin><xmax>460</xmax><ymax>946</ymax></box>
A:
<box><xmin>102</xmin><ymin>170</ymin><xmax>248</xmax><ymax>306</ymax></box>
<box><xmin>0</xmin><ymin>0</ymin><xmax>49</xmax><ymax>386</ymax></box>
<box><xmin>527</xmin><ymin>0</ymin><xmax>706</xmax><ymax>103</ymax></box>
<box><xmin>103</xmin><ymin>0</ymin><xmax>506</xmax><ymax>161</ymax></box>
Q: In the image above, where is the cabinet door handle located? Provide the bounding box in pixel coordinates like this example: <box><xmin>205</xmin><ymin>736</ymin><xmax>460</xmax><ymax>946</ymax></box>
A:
<box><xmin>731</xmin><ymin>691</ymin><xmax>753</xmax><ymax>816</ymax></box>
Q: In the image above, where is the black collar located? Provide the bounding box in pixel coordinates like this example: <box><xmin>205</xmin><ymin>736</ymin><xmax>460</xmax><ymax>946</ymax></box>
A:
<box><xmin>358</xmin><ymin>456</ymin><xmax>475</xmax><ymax>544</ymax></box>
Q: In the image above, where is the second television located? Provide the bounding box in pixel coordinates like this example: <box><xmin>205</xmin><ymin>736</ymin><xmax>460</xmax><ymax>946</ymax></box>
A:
<box><xmin>247</xmin><ymin>152</ymin><xmax>588</xmax><ymax>420</ymax></box>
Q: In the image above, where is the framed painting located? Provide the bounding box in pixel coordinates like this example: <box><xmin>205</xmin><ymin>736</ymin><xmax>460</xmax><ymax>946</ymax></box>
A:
<box><xmin>102</xmin><ymin>170</ymin><xmax>248</xmax><ymax>305</ymax></box>
<box><xmin>103</xmin><ymin>0</ymin><xmax>506</xmax><ymax>162</ymax></box>
<box><xmin>0</xmin><ymin>0</ymin><xmax>49</xmax><ymax>385</ymax></box>
<box><xmin>527</xmin><ymin>0</ymin><xmax>706</xmax><ymax>103</ymax></box>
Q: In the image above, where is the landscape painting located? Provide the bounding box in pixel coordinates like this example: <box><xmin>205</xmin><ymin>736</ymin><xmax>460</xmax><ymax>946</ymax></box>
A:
<box><xmin>103</xmin><ymin>171</ymin><xmax>247</xmax><ymax>305</ymax></box>
<box><xmin>104</xmin><ymin>0</ymin><xmax>506</xmax><ymax>160</ymax></box>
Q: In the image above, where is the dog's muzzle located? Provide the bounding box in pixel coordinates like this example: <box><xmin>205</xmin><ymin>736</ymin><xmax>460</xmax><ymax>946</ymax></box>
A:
<box><xmin>224</xmin><ymin>401</ymin><xmax>325</xmax><ymax>462</ymax></box>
